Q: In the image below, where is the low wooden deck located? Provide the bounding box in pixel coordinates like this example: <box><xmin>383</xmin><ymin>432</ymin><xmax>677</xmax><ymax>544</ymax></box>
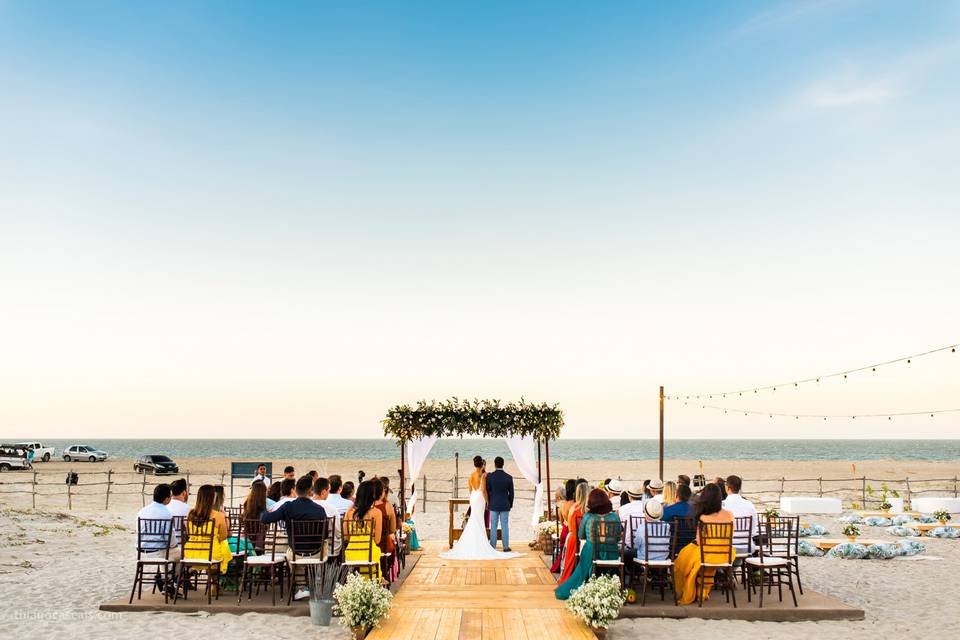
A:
<box><xmin>367</xmin><ymin>541</ymin><xmax>594</xmax><ymax>640</ymax></box>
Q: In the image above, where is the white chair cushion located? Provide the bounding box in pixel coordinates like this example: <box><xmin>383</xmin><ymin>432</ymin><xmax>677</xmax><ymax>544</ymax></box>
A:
<box><xmin>593</xmin><ymin>559</ymin><xmax>623</xmax><ymax>566</ymax></box>
<box><xmin>343</xmin><ymin>560</ymin><xmax>377</xmax><ymax>566</ymax></box>
<box><xmin>702</xmin><ymin>562</ymin><xmax>733</xmax><ymax>568</ymax></box>
<box><xmin>634</xmin><ymin>559</ymin><xmax>673</xmax><ymax>567</ymax></box>
<box><xmin>290</xmin><ymin>557</ymin><xmax>325</xmax><ymax>565</ymax></box>
<box><xmin>745</xmin><ymin>557</ymin><xmax>788</xmax><ymax>567</ymax></box>
<box><xmin>245</xmin><ymin>554</ymin><xmax>285</xmax><ymax>565</ymax></box>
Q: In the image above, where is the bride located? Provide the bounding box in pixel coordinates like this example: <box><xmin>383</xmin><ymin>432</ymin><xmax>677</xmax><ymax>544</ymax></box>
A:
<box><xmin>441</xmin><ymin>456</ymin><xmax>519</xmax><ymax>560</ymax></box>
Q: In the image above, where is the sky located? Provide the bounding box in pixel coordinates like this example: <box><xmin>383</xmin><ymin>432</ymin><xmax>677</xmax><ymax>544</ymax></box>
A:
<box><xmin>1</xmin><ymin>1</ymin><xmax>959</xmax><ymax>440</ymax></box>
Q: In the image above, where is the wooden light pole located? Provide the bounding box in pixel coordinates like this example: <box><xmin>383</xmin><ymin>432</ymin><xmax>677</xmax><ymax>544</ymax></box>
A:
<box><xmin>659</xmin><ymin>385</ymin><xmax>665</xmax><ymax>481</ymax></box>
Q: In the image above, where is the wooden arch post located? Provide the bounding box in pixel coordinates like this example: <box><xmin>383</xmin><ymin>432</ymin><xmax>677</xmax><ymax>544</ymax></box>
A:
<box><xmin>399</xmin><ymin>438</ymin><xmax>406</xmax><ymax>517</ymax></box>
<box><xmin>545</xmin><ymin>438</ymin><xmax>552</xmax><ymax>518</ymax></box>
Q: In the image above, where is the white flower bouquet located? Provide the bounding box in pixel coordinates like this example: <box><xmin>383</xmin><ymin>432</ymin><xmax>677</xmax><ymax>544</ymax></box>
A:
<box><xmin>933</xmin><ymin>509</ymin><xmax>951</xmax><ymax>524</ymax></box>
<box><xmin>565</xmin><ymin>575</ymin><xmax>625</xmax><ymax>629</ymax></box>
<box><xmin>334</xmin><ymin>573</ymin><xmax>392</xmax><ymax>634</ymax></box>
<box><xmin>536</xmin><ymin>520</ymin><xmax>559</xmax><ymax>536</ymax></box>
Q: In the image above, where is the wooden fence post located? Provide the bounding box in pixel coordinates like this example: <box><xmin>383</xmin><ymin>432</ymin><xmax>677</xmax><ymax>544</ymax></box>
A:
<box><xmin>105</xmin><ymin>469</ymin><xmax>113</xmax><ymax>510</ymax></box>
<box><xmin>31</xmin><ymin>470</ymin><xmax>37</xmax><ymax>509</ymax></box>
<box><xmin>67</xmin><ymin>470</ymin><xmax>73</xmax><ymax>510</ymax></box>
<box><xmin>905</xmin><ymin>477</ymin><xmax>912</xmax><ymax>510</ymax></box>
<box><xmin>779</xmin><ymin>477</ymin><xmax>785</xmax><ymax>501</ymax></box>
<box><xmin>861</xmin><ymin>477</ymin><xmax>867</xmax><ymax>507</ymax></box>
<box><xmin>141</xmin><ymin>472</ymin><xmax>147</xmax><ymax>507</ymax></box>
<box><xmin>818</xmin><ymin>477</ymin><xmax>823</xmax><ymax>497</ymax></box>
<box><xmin>954</xmin><ymin>476</ymin><xmax>958</xmax><ymax>498</ymax></box>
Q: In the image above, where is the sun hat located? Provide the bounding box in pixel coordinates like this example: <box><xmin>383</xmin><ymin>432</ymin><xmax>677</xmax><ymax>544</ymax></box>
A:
<box><xmin>644</xmin><ymin>499</ymin><xmax>663</xmax><ymax>520</ymax></box>
<box><xmin>625</xmin><ymin>482</ymin><xmax>645</xmax><ymax>499</ymax></box>
<box><xmin>649</xmin><ymin>479</ymin><xmax>664</xmax><ymax>491</ymax></box>
<box><xmin>607</xmin><ymin>479</ymin><xmax>623</xmax><ymax>493</ymax></box>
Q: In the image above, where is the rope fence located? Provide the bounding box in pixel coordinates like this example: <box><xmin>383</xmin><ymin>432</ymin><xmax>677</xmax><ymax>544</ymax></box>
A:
<box><xmin>1</xmin><ymin>470</ymin><xmax>957</xmax><ymax>512</ymax></box>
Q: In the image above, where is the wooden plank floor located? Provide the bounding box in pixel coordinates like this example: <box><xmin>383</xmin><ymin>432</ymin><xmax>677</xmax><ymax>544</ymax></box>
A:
<box><xmin>367</xmin><ymin>541</ymin><xmax>594</xmax><ymax>640</ymax></box>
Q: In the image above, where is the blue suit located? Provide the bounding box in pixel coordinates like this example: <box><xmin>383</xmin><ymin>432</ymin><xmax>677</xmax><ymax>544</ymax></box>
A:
<box><xmin>485</xmin><ymin>469</ymin><xmax>514</xmax><ymax>549</ymax></box>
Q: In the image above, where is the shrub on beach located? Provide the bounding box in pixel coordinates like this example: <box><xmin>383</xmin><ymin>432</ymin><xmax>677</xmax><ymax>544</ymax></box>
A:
<box><xmin>566</xmin><ymin>575</ymin><xmax>625</xmax><ymax>629</ymax></box>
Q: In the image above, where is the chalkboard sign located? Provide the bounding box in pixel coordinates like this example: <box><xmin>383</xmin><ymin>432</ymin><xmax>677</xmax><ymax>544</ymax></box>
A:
<box><xmin>229</xmin><ymin>462</ymin><xmax>272</xmax><ymax>505</ymax></box>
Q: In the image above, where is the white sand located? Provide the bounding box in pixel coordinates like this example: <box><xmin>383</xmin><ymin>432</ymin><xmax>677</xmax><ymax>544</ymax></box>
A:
<box><xmin>1</xmin><ymin>456</ymin><xmax>959</xmax><ymax>637</ymax></box>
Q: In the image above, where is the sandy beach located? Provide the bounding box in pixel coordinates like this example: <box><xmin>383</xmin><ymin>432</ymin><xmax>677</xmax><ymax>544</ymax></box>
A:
<box><xmin>1</xmin><ymin>456</ymin><xmax>958</xmax><ymax>638</ymax></box>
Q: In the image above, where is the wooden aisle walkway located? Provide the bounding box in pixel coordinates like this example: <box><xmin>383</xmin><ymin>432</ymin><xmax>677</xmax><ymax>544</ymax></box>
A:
<box><xmin>367</xmin><ymin>540</ymin><xmax>595</xmax><ymax>640</ymax></box>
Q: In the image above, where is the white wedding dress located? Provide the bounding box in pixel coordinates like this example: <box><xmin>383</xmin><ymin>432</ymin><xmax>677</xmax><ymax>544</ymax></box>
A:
<box><xmin>441</xmin><ymin>488</ymin><xmax>519</xmax><ymax>560</ymax></box>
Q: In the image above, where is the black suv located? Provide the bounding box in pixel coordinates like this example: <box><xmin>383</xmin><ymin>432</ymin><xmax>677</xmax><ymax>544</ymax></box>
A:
<box><xmin>134</xmin><ymin>455</ymin><xmax>180</xmax><ymax>475</ymax></box>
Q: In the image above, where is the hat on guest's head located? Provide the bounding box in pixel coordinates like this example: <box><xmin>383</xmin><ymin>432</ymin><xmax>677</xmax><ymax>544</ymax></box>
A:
<box><xmin>649</xmin><ymin>479</ymin><xmax>664</xmax><ymax>491</ymax></box>
<box><xmin>625</xmin><ymin>482</ymin><xmax>645</xmax><ymax>499</ymax></box>
<box><xmin>644</xmin><ymin>500</ymin><xmax>663</xmax><ymax>520</ymax></box>
<box><xmin>607</xmin><ymin>479</ymin><xmax>623</xmax><ymax>493</ymax></box>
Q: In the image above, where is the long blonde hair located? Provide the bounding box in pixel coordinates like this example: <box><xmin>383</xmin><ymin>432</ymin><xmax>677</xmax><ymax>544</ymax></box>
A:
<box><xmin>574</xmin><ymin>481</ymin><xmax>590</xmax><ymax>512</ymax></box>
<box><xmin>662</xmin><ymin>480</ymin><xmax>677</xmax><ymax>505</ymax></box>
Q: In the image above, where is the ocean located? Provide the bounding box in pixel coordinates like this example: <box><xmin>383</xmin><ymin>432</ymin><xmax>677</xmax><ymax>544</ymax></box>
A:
<box><xmin>24</xmin><ymin>439</ymin><xmax>960</xmax><ymax>461</ymax></box>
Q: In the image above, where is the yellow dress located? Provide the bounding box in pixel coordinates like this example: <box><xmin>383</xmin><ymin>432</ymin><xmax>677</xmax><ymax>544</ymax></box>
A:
<box><xmin>184</xmin><ymin>518</ymin><xmax>232</xmax><ymax>573</ymax></box>
<box><xmin>673</xmin><ymin>532</ymin><xmax>736</xmax><ymax>605</ymax></box>
<box><xmin>344</xmin><ymin>518</ymin><xmax>382</xmax><ymax>580</ymax></box>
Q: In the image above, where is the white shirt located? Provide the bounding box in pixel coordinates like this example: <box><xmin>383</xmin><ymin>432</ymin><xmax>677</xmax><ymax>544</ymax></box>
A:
<box><xmin>136</xmin><ymin>502</ymin><xmax>173</xmax><ymax>550</ymax></box>
<box><xmin>252</xmin><ymin>473</ymin><xmax>272</xmax><ymax>488</ymax></box>
<box><xmin>313</xmin><ymin>498</ymin><xmax>342</xmax><ymax>554</ymax></box>
<box><xmin>723</xmin><ymin>492</ymin><xmax>760</xmax><ymax>545</ymax></box>
<box><xmin>326</xmin><ymin>492</ymin><xmax>354</xmax><ymax>517</ymax></box>
<box><xmin>166</xmin><ymin>498</ymin><xmax>191</xmax><ymax>518</ymax></box>
<box><xmin>618</xmin><ymin>499</ymin><xmax>647</xmax><ymax>549</ymax></box>
<box><xmin>269</xmin><ymin>495</ymin><xmax>295</xmax><ymax>512</ymax></box>
<box><xmin>652</xmin><ymin>494</ymin><xmax>665</xmax><ymax>504</ymax></box>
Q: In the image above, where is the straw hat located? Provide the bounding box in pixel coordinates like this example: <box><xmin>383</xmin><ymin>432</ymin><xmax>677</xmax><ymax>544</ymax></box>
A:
<box><xmin>607</xmin><ymin>479</ymin><xmax>623</xmax><ymax>493</ymax></box>
<box><xmin>644</xmin><ymin>499</ymin><xmax>663</xmax><ymax>520</ymax></box>
<box><xmin>649</xmin><ymin>479</ymin><xmax>664</xmax><ymax>491</ymax></box>
<box><xmin>625</xmin><ymin>482</ymin><xmax>645</xmax><ymax>499</ymax></box>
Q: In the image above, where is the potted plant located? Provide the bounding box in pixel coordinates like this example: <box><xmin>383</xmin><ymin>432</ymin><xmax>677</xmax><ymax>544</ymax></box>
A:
<box><xmin>334</xmin><ymin>573</ymin><xmax>393</xmax><ymax>639</ymax></box>
<box><xmin>866</xmin><ymin>482</ymin><xmax>900</xmax><ymax>514</ymax></box>
<box><xmin>535</xmin><ymin>520</ymin><xmax>558</xmax><ymax>554</ymax></box>
<box><xmin>843</xmin><ymin>523</ymin><xmax>861</xmax><ymax>542</ymax></box>
<box><xmin>933</xmin><ymin>509</ymin><xmax>952</xmax><ymax>526</ymax></box>
<box><xmin>309</xmin><ymin>564</ymin><xmax>340</xmax><ymax>626</ymax></box>
<box><xmin>763</xmin><ymin>507</ymin><xmax>780</xmax><ymax>519</ymax></box>
<box><xmin>565</xmin><ymin>575</ymin><xmax>625</xmax><ymax>635</ymax></box>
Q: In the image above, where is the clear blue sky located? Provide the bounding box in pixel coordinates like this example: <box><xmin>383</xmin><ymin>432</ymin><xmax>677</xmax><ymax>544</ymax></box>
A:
<box><xmin>2</xmin><ymin>1</ymin><xmax>958</xmax><ymax>438</ymax></box>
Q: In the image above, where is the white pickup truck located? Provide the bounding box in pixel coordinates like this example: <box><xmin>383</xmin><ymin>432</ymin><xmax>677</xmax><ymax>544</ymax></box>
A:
<box><xmin>15</xmin><ymin>442</ymin><xmax>56</xmax><ymax>463</ymax></box>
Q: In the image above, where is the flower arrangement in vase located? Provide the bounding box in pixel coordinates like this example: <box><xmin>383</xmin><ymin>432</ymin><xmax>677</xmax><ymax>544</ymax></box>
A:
<box><xmin>842</xmin><ymin>523</ymin><xmax>861</xmax><ymax>542</ymax></box>
<box><xmin>866</xmin><ymin>482</ymin><xmax>900</xmax><ymax>514</ymax></box>
<box><xmin>933</xmin><ymin>509</ymin><xmax>952</xmax><ymax>526</ymax></box>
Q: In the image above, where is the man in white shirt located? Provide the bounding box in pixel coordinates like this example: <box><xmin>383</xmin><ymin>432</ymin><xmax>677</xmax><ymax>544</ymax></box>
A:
<box><xmin>136</xmin><ymin>484</ymin><xmax>177</xmax><ymax>554</ymax></box>
<box><xmin>722</xmin><ymin>474</ymin><xmax>760</xmax><ymax>552</ymax></box>
<box><xmin>165</xmin><ymin>478</ymin><xmax>191</xmax><ymax>545</ymax></box>
<box><xmin>252</xmin><ymin>464</ymin><xmax>272</xmax><ymax>488</ymax></box>
<box><xmin>618</xmin><ymin>483</ymin><xmax>647</xmax><ymax>555</ymax></box>
<box><xmin>311</xmin><ymin>477</ymin><xmax>341</xmax><ymax>555</ymax></box>
<box><xmin>269</xmin><ymin>477</ymin><xmax>297</xmax><ymax>512</ymax></box>
<box><xmin>326</xmin><ymin>475</ymin><xmax>353</xmax><ymax>516</ymax></box>
<box><xmin>649</xmin><ymin>479</ymin><xmax>665</xmax><ymax>504</ymax></box>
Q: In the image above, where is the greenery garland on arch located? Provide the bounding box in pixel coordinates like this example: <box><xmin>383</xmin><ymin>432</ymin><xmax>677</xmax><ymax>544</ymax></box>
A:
<box><xmin>382</xmin><ymin>398</ymin><xmax>564</xmax><ymax>442</ymax></box>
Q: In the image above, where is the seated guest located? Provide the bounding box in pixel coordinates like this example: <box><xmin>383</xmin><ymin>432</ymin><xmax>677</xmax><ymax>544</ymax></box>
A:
<box><xmin>633</xmin><ymin>499</ymin><xmax>668</xmax><ymax>562</ymax></box>
<box><xmin>663</xmin><ymin>483</ymin><xmax>693</xmax><ymax>521</ymax></box>
<box><xmin>550</xmin><ymin>479</ymin><xmax>577</xmax><ymax>573</ymax></box>
<box><xmin>649</xmin><ymin>479</ymin><xmax>664</xmax><ymax>503</ymax></box>
<box><xmin>343</xmin><ymin>480</ymin><xmax>383</xmax><ymax>580</ymax></box>
<box><xmin>555</xmin><ymin>489</ymin><xmax>622</xmax><ymax>600</ymax></box>
<box><xmin>312</xmin><ymin>477</ymin><xmax>341</xmax><ymax>554</ymax></box>
<box><xmin>252</xmin><ymin>464</ymin><xmax>271</xmax><ymax>488</ymax></box>
<box><xmin>269</xmin><ymin>478</ymin><xmax>297</xmax><ymax>511</ymax></box>
<box><xmin>267</xmin><ymin>480</ymin><xmax>283</xmax><ymax>504</ymax></box>
<box><xmin>136</xmin><ymin>483</ymin><xmax>179</xmax><ymax>559</ymax></box>
<box><xmin>184</xmin><ymin>485</ymin><xmax>232</xmax><ymax>578</ymax></box>
<box><xmin>380</xmin><ymin>476</ymin><xmax>399</xmax><ymax>510</ymax></box>
<box><xmin>662</xmin><ymin>480</ymin><xmax>677</xmax><ymax>506</ymax></box>
<box><xmin>167</xmin><ymin>478</ymin><xmax>191</xmax><ymax>519</ymax></box>
<box><xmin>557</xmin><ymin>481</ymin><xmax>589</xmax><ymax>584</ymax></box>
<box><xmin>403</xmin><ymin>512</ymin><xmax>421</xmax><ymax>551</ymax></box>
<box><xmin>642</xmin><ymin>479</ymin><xmax>652</xmax><ymax>500</ymax></box>
<box><xmin>307</xmin><ymin>470</ymin><xmax>320</xmax><ymax>482</ymax></box>
<box><xmin>373</xmin><ymin>478</ymin><xmax>398</xmax><ymax>580</ymax></box>
<box><xmin>605</xmin><ymin>479</ymin><xmax>623</xmax><ymax>509</ymax></box>
<box><xmin>713</xmin><ymin>476</ymin><xmax>728</xmax><ymax>500</ymax></box>
<box><xmin>283</xmin><ymin>465</ymin><xmax>296</xmax><ymax>480</ymax></box>
<box><xmin>677</xmin><ymin>474</ymin><xmax>691</xmax><ymax>487</ymax></box>
<box><xmin>673</xmin><ymin>483</ymin><xmax>734</xmax><ymax>605</ymax></box>
<box><xmin>722</xmin><ymin>474</ymin><xmax>759</xmax><ymax>547</ymax></box>
<box><xmin>618</xmin><ymin>482</ymin><xmax>646</xmax><ymax>563</ymax></box>
<box><xmin>327</xmin><ymin>475</ymin><xmax>353</xmax><ymax>516</ymax></box>
<box><xmin>243</xmin><ymin>480</ymin><xmax>269</xmax><ymax>521</ymax></box>
<box><xmin>261</xmin><ymin>476</ymin><xmax>328</xmax><ymax>553</ymax></box>
<box><xmin>340</xmin><ymin>481</ymin><xmax>356</xmax><ymax>503</ymax></box>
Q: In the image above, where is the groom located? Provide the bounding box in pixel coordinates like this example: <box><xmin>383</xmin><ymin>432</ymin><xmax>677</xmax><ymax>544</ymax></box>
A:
<box><xmin>485</xmin><ymin>456</ymin><xmax>514</xmax><ymax>552</ymax></box>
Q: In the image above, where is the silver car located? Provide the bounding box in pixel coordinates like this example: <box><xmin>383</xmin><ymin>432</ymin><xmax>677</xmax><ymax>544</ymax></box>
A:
<box><xmin>63</xmin><ymin>445</ymin><xmax>108</xmax><ymax>462</ymax></box>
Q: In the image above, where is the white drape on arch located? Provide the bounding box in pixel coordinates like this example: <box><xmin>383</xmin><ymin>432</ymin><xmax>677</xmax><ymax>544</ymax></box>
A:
<box><xmin>405</xmin><ymin>435</ymin><xmax>438</xmax><ymax>516</ymax></box>
<box><xmin>403</xmin><ymin>434</ymin><xmax>543</xmax><ymax>528</ymax></box>
<box><xmin>505</xmin><ymin>435</ymin><xmax>544</xmax><ymax>528</ymax></box>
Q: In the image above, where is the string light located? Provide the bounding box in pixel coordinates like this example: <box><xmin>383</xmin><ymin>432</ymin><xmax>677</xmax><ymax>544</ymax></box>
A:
<box><xmin>664</xmin><ymin>342</ymin><xmax>958</xmax><ymax>401</ymax></box>
<box><xmin>689</xmin><ymin>404</ymin><xmax>960</xmax><ymax>421</ymax></box>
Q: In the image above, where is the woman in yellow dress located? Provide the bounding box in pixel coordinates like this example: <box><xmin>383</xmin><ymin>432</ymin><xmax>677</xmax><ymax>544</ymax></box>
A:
<box><xmin>184</xmin><ymin>484</ymin><xmax>233</xmax><ymax>575</ymax></box>
<box><xmin>673</xmin><ymin>482</ymin><xmax>735</xmax><ymax>605</ymax></box>
<box><xmin>343</xmin><ymin>480</ymin><xmax>383</xmax><ymax>580</ymax></box>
